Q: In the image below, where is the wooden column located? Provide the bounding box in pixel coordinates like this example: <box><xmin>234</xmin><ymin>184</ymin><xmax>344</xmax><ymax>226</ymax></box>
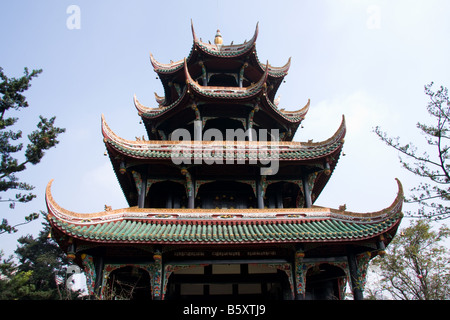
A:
<box><xmin>192</xmin><ymin>103</ymin><xmax>202</xmax><ymax>142</ymax></box>
<box><xmin>199</xmin><ymin>61</ymin><xmax>207</xmax><ymax>86</ymax></box>
<box><xmin>80</xmin><ymin>254</ymin><xmax>96</xmax><ymax>298</ymax></box>
<box><xmin>247</xmin><ymin>105</ymin><xmax>259</xmax><ymax>142</ymax></box>
<box><xmin>302</xmin><ymin>174</ymin><xmax>312</xmax><ymax>208</ymax></box>
<box><xmin>294</xmin><ymin>246</ymin><xmax>306</xmax><ymax>300</ymax></box>
<box><xmin>347</xmin><ymin>249</ymin><xmax>364</xmax><ymax>300</ymax></box>
<box><xmin>194</xmin><ymin>119</ymin><xmax>202</xmax><ymax>142</ymax></box>
<box><xmin>377</xmin><ymin>235</ymin><xmax>386</xmax><ymax>256</ymax></box>
<box><xmin>256</xmin><ymin>175</ymin><xmax>264</xmax><ymax>209</ymax></box>
<box><xmin>138</xmin><ymin>173</ymin><xmax>147</xmax><ymax>208</ymax></box>
<box><xmin>151</xmin><ymin>249</ymin><xmax>163</xmax><ymax>300</ymax></box>
<box><xmin>181</xmin><ymin>168</ymin><xmax>195</xmax><ymax>208</ymax></box>
<box><xmin>93</xmin><ymin>255</ymin><xmax>104</xmax><ymax>298</ymax></box>
<box><xmin>239</xmin><ymin>62</ymin><xmax>248</xmax><ymax>87</ymax></box>
<box><xmin>188</xmin><ymin>191</ymin><xmax>195</xmax><ymax>208</ymax></box>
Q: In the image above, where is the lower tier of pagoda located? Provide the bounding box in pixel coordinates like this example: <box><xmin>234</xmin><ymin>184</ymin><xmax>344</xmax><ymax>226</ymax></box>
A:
<box><xmin>46</xmin><ymin>179</ymin><xmax>403</xmax><ymax>300</ymax></box>
<box><xmin>46</xmin><ymin>179</ymin><xmax>403</xmax><ymax>246</ymax></box>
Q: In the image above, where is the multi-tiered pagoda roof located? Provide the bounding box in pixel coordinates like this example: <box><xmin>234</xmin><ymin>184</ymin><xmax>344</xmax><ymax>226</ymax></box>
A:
<box><xmin>135</xmin><ymin>22</ymin><xmax>308</xmax><ymax>142</ymax></box>
<box><xmin>46</xmin><ymin>22</ymin><xmax>403</xmax><ymax>300</ymax></box>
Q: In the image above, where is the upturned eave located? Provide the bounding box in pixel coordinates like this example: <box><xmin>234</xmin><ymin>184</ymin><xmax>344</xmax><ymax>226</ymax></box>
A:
<box><xmin>46</xmin><ymin>179</ymin><xmax>403</xmax><ymax>245</ymax></box>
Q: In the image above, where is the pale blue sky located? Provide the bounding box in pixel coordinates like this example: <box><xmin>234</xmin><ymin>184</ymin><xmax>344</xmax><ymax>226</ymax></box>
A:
<box><xmin>1</xmin><ymin>0</ymin><xmax>450</xmax><ymax>256</ymax></box>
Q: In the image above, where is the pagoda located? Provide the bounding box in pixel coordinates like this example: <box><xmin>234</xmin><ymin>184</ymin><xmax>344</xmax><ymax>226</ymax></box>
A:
<box><xmin>46</xmin><ymin>22</ymin><xmax>403</xmax><ymax>300</ymax></box>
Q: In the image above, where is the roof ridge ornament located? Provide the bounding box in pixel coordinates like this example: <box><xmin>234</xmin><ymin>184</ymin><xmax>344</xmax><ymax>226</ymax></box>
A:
<box><xmin>282</xmin><ymin>99</ymin><xmax>310</xmax><ymax>116</ymax></box>
<box><xmin>330</xmin><ymin>179</ymin><xmax>404</xmax><ymax>220</ymax></box>
<box><xmin>214</xmin><ymin>29</ymin><xmax>223</xmax><ymax>47</ymax></box>
<box><xmin>191</xmin><ymin>21</ymin><xmax>259</xmax><ymax>57</ymax></box>
<box><xmin>191</xmin><ymin>19</ymin><xmax>199</xmax><ymax>43</ymax></box>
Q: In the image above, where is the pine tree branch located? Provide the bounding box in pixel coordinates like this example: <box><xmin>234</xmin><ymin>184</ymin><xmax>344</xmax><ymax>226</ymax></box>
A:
<box><xmin>1</xmin><ymin>67</ymin><xmax>64</xmax><ymax>234</ymax></box>
<box><xmin>0</xmin><ymin>212</ymin><xmax>39</xmax><ymax>235</ymax></box>
<box><xmin>373</xmin><ymin>127</ymin><xmax>443</xmax><ymax>169</ymax></box>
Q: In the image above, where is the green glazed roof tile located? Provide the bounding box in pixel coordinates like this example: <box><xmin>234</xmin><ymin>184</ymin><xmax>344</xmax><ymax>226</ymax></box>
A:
<box><xmin>50</xmin><ymin>212</ymin><xmax>401</xmax><ymax>244</ymax></box>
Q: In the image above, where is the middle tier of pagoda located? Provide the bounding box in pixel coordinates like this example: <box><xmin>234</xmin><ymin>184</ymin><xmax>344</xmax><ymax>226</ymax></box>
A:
<box><xmin>102</xmin><ymin>113</ymin><xmax>345</xmax><ymax>209</ymax></box>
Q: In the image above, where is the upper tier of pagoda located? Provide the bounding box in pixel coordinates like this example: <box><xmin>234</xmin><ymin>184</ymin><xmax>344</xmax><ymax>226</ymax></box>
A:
<box><xmin>135</xmin><ymin>21</ymin><xmax>309</xmax><ymax>141</ymax></box>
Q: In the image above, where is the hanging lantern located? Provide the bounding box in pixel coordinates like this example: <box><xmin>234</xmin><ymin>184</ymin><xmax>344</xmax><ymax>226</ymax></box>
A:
<box><xmin>67</xmin><ymin>238</ymin><xmax>76</xmax><ymax>260</ymax></box>
<box><xmin>119</xmin><ymin>162</ymin><xmax>126</xmax><ymax>174</ymax></box>
<box><xmin>324</xmin><ymin>162</ymin><xmax>331</xmax><ymax>175</ymax></box>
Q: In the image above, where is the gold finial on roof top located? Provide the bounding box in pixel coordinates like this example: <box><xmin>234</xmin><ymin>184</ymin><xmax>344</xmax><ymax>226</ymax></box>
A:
<box><xmin>214</xmin><ymin>29</ymin><xmax>223</xmax><ymax>45</ymax></box>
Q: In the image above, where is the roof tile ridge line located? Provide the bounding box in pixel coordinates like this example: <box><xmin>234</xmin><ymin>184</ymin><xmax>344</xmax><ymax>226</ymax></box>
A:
<box><xmin>193</xmin><ymin>21</ymin><xmax>259</xmax><ymax>54</ymax></box>
<box><xmin>102</xmin><ymin>114</ymin><xmax>155</xmax><ymax>150</ymax></box>
<box><xmin>133</xmin><ymin>93</ymin><xmax>170</xmax><ymax>114</ymax></box>
<box><xmin>136</xmin><ymin>86</ymin><xmax>188</xmax><ymax>118</ymax></box>
<box><xmin>191</xmin><ymin>18</ymin><xmax>199</xmax><ymax>44</ymax></box>
<box><xmin>101</xmin><ymin>115</ymin><xmax>187</xmax><ymax>151</ymax></box>
<box><xmin>257</xmin><ymin>56</ymin><xmax>291</xmax><ymax>76</ymax></box>
<box><xmin>45</xmin><ymin>179</ymin><xmax>127</xmax><ymax>222</ymax></box>
<box><xmin>330</xmin><ymin>179</ymin><xmax>404</xmax><ymax>220</ymax></box>
<box><xmin>149</xmin><ymin>52</ymin><xmax>184</xmax><ymax>72</ymax></box>
<box><xmin>302</xmin><ymin>115</ymin><xmax>346</xmax><ymax>147</ymax></box>
<box><xmin>101</xmin><ymin>114</ymin><xmax>132</xmax><ymax>147</ymax></box>
<box><xmin>281</xmin><ymin>98</ymin><xmax>310</xmax><ymax>116</ymax></box>
<box><xmin>101</xmin><ymin>113</ymin><xmax>343</xmax><ymax>150</ymax></box>
<box><xmin>272</xmin><ymin>115</ymin><xmax>344</xmax><ymax>148</ymax></box>
<box><xmin>101</xmin><ymin>115</ymin><xmax>340</xmax><ymax>153</ymax></box>
<box><xmin>154</xmin><ymin>92</ymin><xmax>165</xmax><ymax>105</ymax></box>
<box><xmin>102</xmin><ymin>130</ymin><xmax>343</xmax><ymax>154</ymax></box>
<box><xmin>149</xmin><ymin>21</ymin><xmax>196</xmax><ymax>73</ymax></box>
<box><xmin>133</xmin><ymin>94</ymin><xmax>155</xmax><ymax>114</ymax></box>
<box><xmin>244</xmin><ymin>21</ymin><xmax>259</xmax><ymax>49</ymax></box>
<box><xmin>264</xmin><ymin>94</ymin><xmax>309</xmax><ymax>123</ymax></box>
<box><xmin>184</xmin><ymin>56</ymin><xmax>198</xmax><ymax>92</ymax></box>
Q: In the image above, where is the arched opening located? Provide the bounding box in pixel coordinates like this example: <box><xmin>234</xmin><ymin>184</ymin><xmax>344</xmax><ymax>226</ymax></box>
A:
<box><xmin>264</xmin><ymin>182</ymin><xmax>301</xmax><ymax>208</ymax></box>
<box><xmin>147</xmin><ymin>180</ymin><xmax>187</xmax><ymax>208</ymax></box>
<box><xmin>106</xmin><ymin>266</ymin><xmax>152</xmax><ymax>300</ymax></box>
<box><xmin>196</xmin><ymin>181</ymin><xmax>256</xmax><ymax>209</ymax></box>
<box><xmin>305</xmin><ymin>264</ymin><xmax>347</xmax><ymax>300</ymax></box>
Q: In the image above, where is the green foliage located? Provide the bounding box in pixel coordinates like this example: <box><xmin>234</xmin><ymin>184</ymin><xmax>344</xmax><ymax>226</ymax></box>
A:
<box><xmin>0</xmin><ymin>223</ymin><xmax>84</xmax><ymax>299</ymax></box>
<box><xmin>369</xmin><ymin>220</ymin><xmax>450</xmax><ymax>300</ymax></box>
<box><xmin>0</xmin><ymin>67</ymin><xmax>65</xmax><ymax>234</ymax></box>
<box><xmin>374</xmin><ymin>82</ymin><xmax>450</xmax><ymax>220</ymax></box>
<box><xmin>0</xmin><ymin>264</ymin><xmax>36</xmax><ymax>300</ymax></box>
